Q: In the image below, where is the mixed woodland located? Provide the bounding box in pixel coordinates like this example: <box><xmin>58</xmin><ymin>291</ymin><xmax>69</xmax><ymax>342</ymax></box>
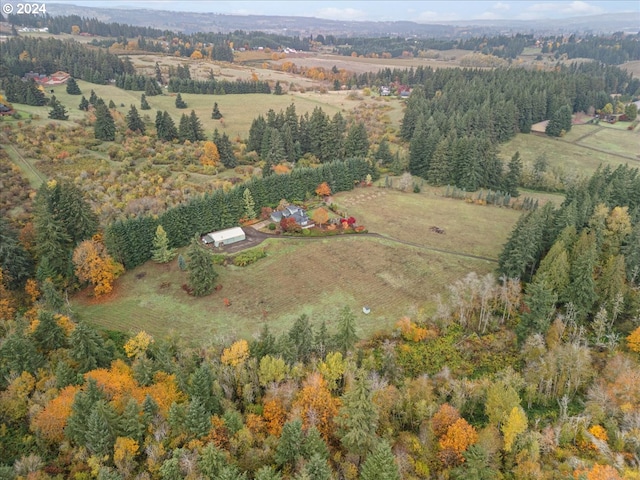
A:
<box><xmin>0</xmin><ymin>20</ymin><xmax>640</xmax><ymax>480</ymax></box>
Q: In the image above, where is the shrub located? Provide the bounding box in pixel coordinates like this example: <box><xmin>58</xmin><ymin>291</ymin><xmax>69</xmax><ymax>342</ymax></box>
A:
<box><xmin>233</xmin><ymin>248</ymin><xmax>266</xmax><ymax>267</ymax></box>
<box><xmin>268</xmin><ymin>223</ymin><xmax>276</xmax><ymax>231</ymax></box>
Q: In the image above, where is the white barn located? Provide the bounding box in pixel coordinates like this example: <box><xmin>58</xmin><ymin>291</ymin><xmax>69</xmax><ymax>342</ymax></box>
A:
<box><xmin>202</xmin><ymin>227</ymin><xmax>246</xmax><ymax>247</ymax></box>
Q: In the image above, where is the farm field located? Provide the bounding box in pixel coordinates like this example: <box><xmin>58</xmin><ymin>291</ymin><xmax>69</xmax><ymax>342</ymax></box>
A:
<box><xmin>498</xmin><ymin>124</ymin><xmax>640</xmax><ymax>175</ymax></box>
<box><xmin>72</xmin><ymin>185</ymin><xmax>542</xmax><ymax>341</ymax></box>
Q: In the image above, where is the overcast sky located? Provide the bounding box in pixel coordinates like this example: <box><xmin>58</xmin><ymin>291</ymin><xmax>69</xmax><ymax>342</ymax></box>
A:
<box><xmin>45</xmin><ymin>1</ymin><xmax>640</xmax><ymax>22</ymax></box>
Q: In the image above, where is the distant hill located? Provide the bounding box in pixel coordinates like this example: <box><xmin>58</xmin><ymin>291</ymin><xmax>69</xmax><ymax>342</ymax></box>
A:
<box><xmin>43</xmin><ymin>4</ymin><xmax>640</xmax><ymax>37</ymax></box>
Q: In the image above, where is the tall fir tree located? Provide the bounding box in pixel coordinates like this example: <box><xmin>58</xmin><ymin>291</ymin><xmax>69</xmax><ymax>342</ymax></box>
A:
<box><xmin>94</xmin><ymin>101</ymin><xmax>116</xmax><ymax>141</ymax></box>
<box><xmin>151</xmin><ymin>225</ymin><xmax>176</xmax><ymax>263</ymax></box>
<box><xmin>344</xmin><ymin>122</ymin><xmax>369</xmax><ymax>158</ymax></box>
<box><xmin>186</xmin><ymin>237</ymin><xmax>217</xmax><ymax>297</ymax></box>
<box><xmin>503</xmin><ymin>151</ymin><xmax>523</xmax><ymax>197</ymax></box>
<box><xmin>66</xmin><ymin>77</ymin><xmax>82</xmax><ymax>95</ymax></box>
<box><xmin>334</xmin><ymin>306</ymin><xmax>358</xmax><ymax>354</ymax></box>
<box><xmin>211</xmin><ymin>102</ymin><xmax>222</xmax><ymax>119</ymax></box>
<box><xmin>359</xmin><ymin>441</ymin><xmax>400</xmax><ymax>480</ymax></box>
<box><xmin>140</xmin><ymin>93</ymin><xmax>151</xmax><ymax>110</ymax></box>
<box><xmin>336</xmin><ymin>372</ymin><xmax>379</xmax><ymax>458</ymax></box>
<box><xmin>126</xmin><ymin>104</ymin><xmax>145</xmax><ymax>134</ymax></box>
<box><xmin>175</xmin><ymin>92</ymin><xmax>187</xmax><ymax>109</ymax></box>
<box><xmin>48</xmin><ymin>95</ymin><xmax>69</xmax><ymax>120</ymax></box>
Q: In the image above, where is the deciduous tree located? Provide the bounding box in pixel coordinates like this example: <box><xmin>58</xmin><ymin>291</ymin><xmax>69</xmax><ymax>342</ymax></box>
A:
<box><xmin>72</xmin><ymin>238</ymin><xmax>124</xmax><ymax>297</ymax></box>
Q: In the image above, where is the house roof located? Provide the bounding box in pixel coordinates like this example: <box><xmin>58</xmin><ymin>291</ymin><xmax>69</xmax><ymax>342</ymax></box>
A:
<box><xmin>206</xmin><ymin>227</ymin><xmax>245</xmax><ymax>243</ymax></box>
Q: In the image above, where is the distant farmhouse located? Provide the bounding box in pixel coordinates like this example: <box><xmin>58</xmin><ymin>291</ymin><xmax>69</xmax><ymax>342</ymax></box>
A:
<box><xmin>23</xmin><ymin>71</ymin><xmax>70</xmax><ymax>86</ymax></box>
<box><xmin>270</xmin><ymin>205</ymin><xmax>312</xmax><ymax>227</ymax></box>
<box><xmin>202</xmin><ymin>227</ymin><xmax>246</xmax><ymax>247</ymax></box>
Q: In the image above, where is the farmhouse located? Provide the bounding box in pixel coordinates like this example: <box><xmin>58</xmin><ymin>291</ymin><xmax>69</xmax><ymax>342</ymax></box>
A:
<box><xmin>23</xmin><ymin>71</ymin><xmax>70</xmax><ymax>86</ymax></box>
<box><xmin>270</xmin><ymin>205</ymin><xmax>311</xmax><ymax>227</ymax></box>
<box><xmin>202</xmin><ymin>227</ymin><xmax>246</xmax><ymax>247</ymax></box>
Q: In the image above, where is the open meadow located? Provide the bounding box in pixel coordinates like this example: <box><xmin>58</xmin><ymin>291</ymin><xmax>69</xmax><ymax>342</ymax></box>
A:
<box><xmin>71</xmin><ymin>186</ymin><xmax>553</xmax><ymax>341</ymax></box>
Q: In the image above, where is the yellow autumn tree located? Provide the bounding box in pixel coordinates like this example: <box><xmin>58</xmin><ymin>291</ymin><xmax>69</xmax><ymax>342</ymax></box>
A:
<box><xmin>0</xmin><ymin>268</ymin><xmax>16</xmax><ymax>322</ymax></box>
<box><xmin>502</xmin><ymin>406</ymin><xmax>528</xmax><ymax>452</ymax></box>
<box><xmin>626</xmin><ymin>326</ymin><xmax>640</xmax><ymax>353</ymax></box>
<box><xmin>190</xmin><ymin>50</ymin><xmax>203</xmax><ymax>60</ymax></box>
<box><xmin>200</xmin><ymin>141</ymin><xmax>220</xmax><ymax>167</ymax></box>
<box><xmin>315</xmin><ymin>181</ymin><xmax>331</xmax><ymax>197</ymax></box>
<box><xmin>72</xmin><ymin>238</ymin><xmax>124</xmax><ymax>296</ymax></box>
<box><xmin>312</xmin><ymin>207</ymin><xmax>329</xmax><ymax>227</ymax></box>
<box><xmin>124</xmin><ymin>331</ymin><xmax>154</xmax><ymax>359</ymax></box>
<box><xmin>221</xmin><ymin>339</ymin><xmax>250</xmax><ymax>366</ymax></box>
<box><xmin>114</xmin><ymin>437</ymin><xmax>139</xmax><ymax>476</ymax></box>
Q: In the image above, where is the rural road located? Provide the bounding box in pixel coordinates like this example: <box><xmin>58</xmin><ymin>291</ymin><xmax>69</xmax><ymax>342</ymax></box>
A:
<box><xmin>218</xmin><ymin>226</ymin><xmax>498</xmax><ymax>264</ymax></box>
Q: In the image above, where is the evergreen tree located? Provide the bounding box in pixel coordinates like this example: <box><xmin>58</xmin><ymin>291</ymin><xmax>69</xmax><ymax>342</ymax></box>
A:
<box><xmin>199</xmin><ymin>443</ymin><xmax>227</xmax><ymax>479</ymax></box>
<box><xmin>211</xmin><ymin>102</ymin><xmax>222</xmax><ymax>119</ymax></box>
<box><xmin>94</xmin><ymin>101</ymin><xmax>116</xmax><ymax>141</ymax></box>
<box><xmin>185</xmin><ymin>397</ymin><xmax>211</xmax><ymax>438</ymax></box>
<box><xmin>66</xmin><ymin>378</ymin><xmax>105</xmax><ymax>446</ymax></box>
<box><xmin>186</xmin><ymin>237</ymin><xmax>217</xmax><ymax>297</ymax></box>
<box><xmin>568</xmin><ymin>230</ymin><xmax>598</xmax><ymax>318</ymax></box>
<box><xmin>243</xmin><ymin>188</ymin><xmax>256</xmax><ymax>219</ymax></box>
<box><xmin>518</xmin><ymin>279</ymin><xmax>558</xmax><ymax>341</ymax></box>
<box><xmin>288</xmin><ymin>314</ymin><xmax>314</xmax><ymax>364</ymax></box>
<box><xmin>175</xmin><ymin>92</ymin><xmax>187</xmax><ymax>109</ymax></box>
<box><xmin>503</xmin><ymin>151</ymin><xmax>522</xmax><ymax>197</ymax></box>
<box><xmin>126</xmin><ymin>104</ymin><xmax>145</xmax><ymax>134</ymax></box>
<box><xmin>89</xmin><ymin>89</ymin><xmax>98</xmax><ymax>106</ymax></box>
<box><xmin>334</xmin><ymin>306</ymin><xmax>358</xmax><ymax>354</ymax></box>
<box><xmin>78</xmin><ymin>95</ymin><xmax>89</xmax><ymax>111</ymax></box>
<box><xmin>108</xmin><ymin>99</ymin><xmax>116</xmax><ymax>109</ymax></box>
<box><xmin>189</xmin><ymin>364</ymin><xmax>219</xmax><ymax>415</ymax></box>
<box><xmin>69</xmin><ymin>322</ymin><xmax>111</xmax><ymax>373</ymax></box>
<box><xmin>275</xmin><ymin>419</ymin><xmax>304</xmax><ymax>469</ymax></box>
<box><xmin>33</xmin><ymin>311</ymin><xmax>67</xmax><ymax>352</ymax></box>
<box><xmin>255</xmin><ymin>466</ymin><xmax>282</xmax><ymax>480</ymax></box>
<box><xmin>66</xmin><ymin>77</ymin><xmax>82</xmax><ymax>95</ymax></box>
<box><xmin>140</xmin><ymin>93</ymin><xmax>151</xmax><ymax>110</ymax></box>
<box><xmin>374</xmin><ymin>138</ymin><xmax>393</xmax><ymax>166</ymax></box>
<box><xmin>359</xmin><ymin>441</ymin><xmax>400</xmax><ymax>480</ymax></box>
<box><xmin>189</xmin><ymin>109</ymin><xmax>206</xmax><ymax>141</ymax></box>
<box><xmin>336</xmin><ymin>372</ymin><xmax>378</xmax><ymax>457</ymax></box>
<box><xmin>48</xmin><ymin>95</ymin><xmax>69</xmax><ymax>120</ymax></box>
<box><xmin>273</xmin><ymin>81</ymin><xmax>283</xmax><ymax>95</ymax></box>
<box><xmin>213</xmin><ymin>129</ymin><xmax>236</xmax><ymax>168</ymax></box>
<box><xmin>151</xmin><ymin>225</ymin><xmax>176</xmax><ymax>263</ymax></box>
<box><xmin>0</xmin><ymin>218</ymin><xmax>33</xmax><ymax>289</ymax></box>
<box><xmin>426</xmin><ymin>138</ymin><xmax>452</xmax><ymax>185</ymax></box>
<box><xmin>344</xmin><ymin>122</ymin><xmax>369</xmax><ymax>158</ymax></box>
<box><xmin>303</xmin><ymin>453</ymin><xmax>331</xmax><ymax>480</ymax></box>
<box><xmin>85</xmin><ymin>400</ymin><xmax>119</xmax><ymax>457</ymax></box>
<box><xmin>303</xmin><ymin>426</ymin><xmax>330</xmax><ymax>461</ymax></box>
<box><xmin>156</xmin><ymin>110</ymin><xmax>179</xmax><ymax>142</ymax></box>
<box><xmin>545</xmin><ymin>105</ymin><xmax>572</xmax><ymax>137</ymax></box>
<box><xmin>25</xmin><ymin>79</ymin><xmax>46</xmax><ymax>106</ymax></box>
<box><xmin>247</xmin><ymin>115</ymin><xmax>267</xmax><ymax>153</ymax></box>
<box><xmin>0</xmin><ymin>330</ymin><xmax>44</xmax><ymax>375</ymax></box>
<box><xmin>120</xmin><ymin>398</ymin><xmax>146</xmax><ymax>444</ymax></box>
<box><xmin>178</xmin><ymin>113</ymin><xmax>191</xmax><ymax>142</ymax></box>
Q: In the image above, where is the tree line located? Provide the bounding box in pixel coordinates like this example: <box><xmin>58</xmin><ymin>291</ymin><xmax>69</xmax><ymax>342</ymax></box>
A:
<box><xmin>0</xmin><ymin>36</ymin><xmax>132</xmax><ymax>84</ymax></box>
<box><xmin>167</xmin><ymin>78</ymin><xmax>271</xmax><ymax>95</ymax></box>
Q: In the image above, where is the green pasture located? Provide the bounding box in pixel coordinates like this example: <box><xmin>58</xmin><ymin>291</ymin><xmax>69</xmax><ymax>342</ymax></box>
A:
<box><xmin>72</xmin><ymin>184</ymin><xmax>548</xmax><ymax>341</ymax></box>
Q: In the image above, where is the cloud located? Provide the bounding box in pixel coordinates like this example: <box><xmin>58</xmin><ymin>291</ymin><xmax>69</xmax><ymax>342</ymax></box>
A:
<box><xmin>492</xmin><ymin>2</ymin><xmax>511</xmax><ymax>11</ymax></box>
<box><xmin>478</xmin><ymin>11</ymin><xmax>503</xmax><ymax>19</ymax></box>
<box><xmin>313</xmin><ymin>7</ymin><xmax>368</xmax><ymax>20</ymax></box>
<box><xmin>527</xmin><ymin>1</ymin><xmax>604</xmax><ymax>16</ymax></box>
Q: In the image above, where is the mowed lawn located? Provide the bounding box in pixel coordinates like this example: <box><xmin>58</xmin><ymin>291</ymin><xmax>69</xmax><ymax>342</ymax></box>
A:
<box><xmin>72</xmin><ymin>186</ymin><xmax>534</xmax><ymax>341</ymax></box>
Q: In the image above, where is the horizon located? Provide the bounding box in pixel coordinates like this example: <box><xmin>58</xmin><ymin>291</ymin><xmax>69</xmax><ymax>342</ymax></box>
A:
<box><xmin>43</xmin><ymin>0</ymin><xmax>640</xmax><ymax>23</ymax></box>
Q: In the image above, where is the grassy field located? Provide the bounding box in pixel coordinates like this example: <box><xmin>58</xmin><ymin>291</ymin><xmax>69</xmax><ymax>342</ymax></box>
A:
<box><xmin>72</xmin><ymin>185</ymin><xmax>546</xmax><ymax>341</ymax></box>
<box><xmin>499</xmin><ymin>125</ymin><xmax>639</xmax><ymax>175</ymax></box>
<box><xmin>40</xmin><ymin>80</ymin><xmax>394</xmax><ymax>140</ymax></box>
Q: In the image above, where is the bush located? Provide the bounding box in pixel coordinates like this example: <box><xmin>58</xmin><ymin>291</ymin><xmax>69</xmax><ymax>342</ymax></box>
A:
<box><xmin>233</xmin><ymin>248</ymin><xmax>266</xmax><ymax>267</ymax></box>
<box><xmin>268</xmin><ymin>222</ymin><xmax>276</xmax><ymax>231</ymax></box>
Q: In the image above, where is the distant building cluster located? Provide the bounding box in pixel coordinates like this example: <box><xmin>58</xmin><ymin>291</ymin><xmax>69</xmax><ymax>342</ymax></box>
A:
<box><xmin>23</xmin><ymin>71</ymin><xmax>70</xmax><ymax>86</ymax></box>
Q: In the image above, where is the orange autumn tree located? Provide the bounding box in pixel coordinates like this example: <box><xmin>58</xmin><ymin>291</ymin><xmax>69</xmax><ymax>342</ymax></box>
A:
<box><xmin>72</xmin><ymin>237</ymin><xmax>123</xmax><ymax>296</ymax></box>
<box><xmin>31</xmin><ymin>385</ymin><xmax>81</xmax><ymax>444</ymax></box>
<box><xmin>292</xmin><ymin>372</ymin><xmax>340</xmax><ymax>440</ymax></box>
<box><xmin>315</xmin><ymin>182</ymin><xmax>331</xmax><ymax>198</ymax></box>
<box><xmin>200</xmin><ymin>141</ymin><xmax>220</xmax><ymax>167</ymax></box>
<box><xmin>627</xmin><ymin>326</ymin><xmax>640</xmax><ymax>353</ymax></box>
<box><xmin>438</xmin><ymin>417</ymin><xmax>478</xmax><ymax>466</ymax></box>
<box><xmin>312</xmin><ymin>207</ymin><xmax>329</xmax><ymax>227</ymax></box>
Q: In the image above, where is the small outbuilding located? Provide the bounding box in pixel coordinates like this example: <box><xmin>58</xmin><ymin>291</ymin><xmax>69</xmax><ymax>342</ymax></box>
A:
<box><xmin>202</xmin><ymin>227</ymin><xmax>246</xmax><ymax>247</ymax></box>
